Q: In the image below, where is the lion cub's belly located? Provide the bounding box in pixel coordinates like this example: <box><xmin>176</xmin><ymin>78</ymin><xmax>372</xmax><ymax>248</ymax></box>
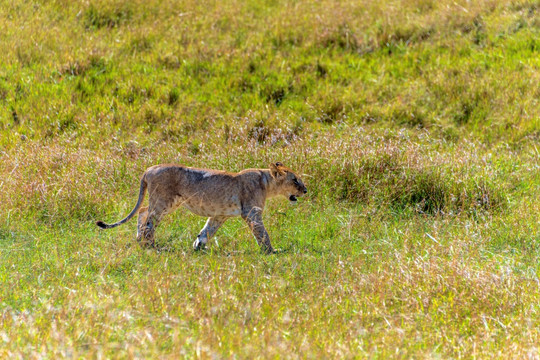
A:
<box><xmin>175</xmin><ymin>195</ymin><xmax>242</xmax><ymax>217</ymax></box>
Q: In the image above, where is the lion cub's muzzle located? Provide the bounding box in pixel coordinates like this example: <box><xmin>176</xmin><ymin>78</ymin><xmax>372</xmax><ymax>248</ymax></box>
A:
<box><xmin>289</xmin><ymin>185</ymin><xmax>307</xmax><ymax>203</ymax></box>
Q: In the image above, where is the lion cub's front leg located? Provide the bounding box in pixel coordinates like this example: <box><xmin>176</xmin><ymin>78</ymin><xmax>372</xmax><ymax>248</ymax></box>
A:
<box><xmin>242</xmin><ymin>207</ymin><xmax>274</xmax><ymax>254</ymax></box>
<box><xmin>193</xmin><ymin>217</ymin><xmax>227</xmax><ymax>251</ymax></box>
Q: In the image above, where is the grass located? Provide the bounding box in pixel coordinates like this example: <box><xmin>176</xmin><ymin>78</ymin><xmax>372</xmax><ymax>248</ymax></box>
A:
<box><xmin>1</xmin><ymin>0</ymin><xmax>540</xmax><ymax>358</ymax></box>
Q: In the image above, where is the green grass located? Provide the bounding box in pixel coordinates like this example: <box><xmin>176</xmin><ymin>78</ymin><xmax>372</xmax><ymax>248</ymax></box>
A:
<box><xmin>1</xmin><ymin>0</ymin><xmax>540</xmax><ymax>358</ymax></box>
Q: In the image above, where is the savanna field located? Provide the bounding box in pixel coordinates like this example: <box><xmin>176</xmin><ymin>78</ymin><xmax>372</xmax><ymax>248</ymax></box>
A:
<box><xmin>1</xmin><ymin>0</ymin><xmax>539</xmax><ymax>357</ymax></box>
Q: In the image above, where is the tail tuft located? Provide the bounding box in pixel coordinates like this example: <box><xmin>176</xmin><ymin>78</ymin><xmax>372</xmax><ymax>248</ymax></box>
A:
<box><xmin>96</xmin><ymin>221</ymin><xmax>108</xmax><ymax>229</ymax></box>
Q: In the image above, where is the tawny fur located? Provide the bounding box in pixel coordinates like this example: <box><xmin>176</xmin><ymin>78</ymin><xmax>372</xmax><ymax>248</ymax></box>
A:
<box><xmin>96</xmin><ymin>162</ymin><xmax>307</xmax><ymax>253</ymax></box>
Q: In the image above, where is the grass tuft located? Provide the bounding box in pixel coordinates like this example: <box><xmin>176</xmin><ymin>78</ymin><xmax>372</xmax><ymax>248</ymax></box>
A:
<box><xmin>84</xmin><ymin>2</ymin><xmax>133</xmax><ymax>29</ymax></box>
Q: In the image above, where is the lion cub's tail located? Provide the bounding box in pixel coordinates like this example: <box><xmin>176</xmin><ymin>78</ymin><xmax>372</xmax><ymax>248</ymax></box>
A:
<box><xmin>96</xmin><ymin>176</ymin><xmax>147</xmax><ymax>229</ymax></box>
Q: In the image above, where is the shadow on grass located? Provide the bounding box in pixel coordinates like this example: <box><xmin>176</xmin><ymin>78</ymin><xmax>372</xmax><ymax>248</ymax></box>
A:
<box><xmin>151</xmin><ymin>244</ymin><xmax>328</xmax><ymax>257</ymax></box>
<box><xmin>148</xmin><ymin>234</ymin><xmax>329</xmax><ymax>256</ymax></box>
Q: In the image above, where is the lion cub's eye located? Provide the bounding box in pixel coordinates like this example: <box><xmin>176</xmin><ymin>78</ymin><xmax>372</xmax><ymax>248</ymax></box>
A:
<box><xmin>293</xmin><ymin>178</ymin><xmax>299</xmax><ymax>185</ymax></box>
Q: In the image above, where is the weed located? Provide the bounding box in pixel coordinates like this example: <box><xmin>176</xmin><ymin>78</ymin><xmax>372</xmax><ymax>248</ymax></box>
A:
<box><xmin>168</xmin><ymin>88</ymin><xmax>180</xmax><ymax>106</ymax></box>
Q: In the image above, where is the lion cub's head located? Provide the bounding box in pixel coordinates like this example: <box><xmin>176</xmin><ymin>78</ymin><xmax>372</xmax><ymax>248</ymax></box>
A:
<box><xmin>269</xmin><ymin>162</ymin><xmax>307</xmax><ymax>203</ymax></box>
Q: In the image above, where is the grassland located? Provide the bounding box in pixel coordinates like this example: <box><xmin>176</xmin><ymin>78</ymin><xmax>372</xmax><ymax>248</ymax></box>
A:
<box><xmin>1</xmin><ymin>0</ymin><xmax>540</xmax><ymax>358</ymax></box>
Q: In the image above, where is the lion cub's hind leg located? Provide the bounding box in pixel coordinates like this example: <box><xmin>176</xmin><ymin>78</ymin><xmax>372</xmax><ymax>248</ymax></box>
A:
<box><xmin>138</xmin><ymin>196</ymin><xmax>178</xmax><ymax>248</ymax></box>
<box><xmin>193</xmin><ymin>217</ymin><xmax>227</xmax><ymax>251</ymax></box>
<box><xmin>138</xmin><ymin>207</ymin><xmax>163</xmax><ymax>249</ymax></box>
<box><xmin>136</xmin><ymin>206</ymin><xmax>149</xmax><ymax>243</ymax></box>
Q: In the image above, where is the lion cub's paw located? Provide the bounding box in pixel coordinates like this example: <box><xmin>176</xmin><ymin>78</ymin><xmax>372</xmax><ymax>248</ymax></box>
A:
<box><xmin>193</xmin><ymin>238</ymin><xmax>207</xmax><ymax>251</ymax></box>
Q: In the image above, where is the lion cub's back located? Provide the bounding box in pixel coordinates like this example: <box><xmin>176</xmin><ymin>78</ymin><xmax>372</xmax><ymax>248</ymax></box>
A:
<box><xmin>145</xmin><ymin>164</ymin><xmax>243</xmax><ymax>216</ymax></box>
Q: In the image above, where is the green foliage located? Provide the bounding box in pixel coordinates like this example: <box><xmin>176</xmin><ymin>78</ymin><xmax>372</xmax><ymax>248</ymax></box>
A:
<box><xmin>0</xmin><ymin>0</ymin><xmax>539</xmax><ymax>357</ymax></box>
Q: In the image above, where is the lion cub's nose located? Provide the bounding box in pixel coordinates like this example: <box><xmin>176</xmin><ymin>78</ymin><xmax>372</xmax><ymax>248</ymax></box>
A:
<box><xmin>303</xmin><ymin>188</ymin><xmax>308</xmax><ymax>194</ymax></box>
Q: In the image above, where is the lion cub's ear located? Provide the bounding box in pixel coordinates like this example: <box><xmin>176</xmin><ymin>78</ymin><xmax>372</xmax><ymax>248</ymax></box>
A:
<box><xmin>269</xmin><ymin>162</ymin><xmax>285</xmax><ymax>178</ymax></box>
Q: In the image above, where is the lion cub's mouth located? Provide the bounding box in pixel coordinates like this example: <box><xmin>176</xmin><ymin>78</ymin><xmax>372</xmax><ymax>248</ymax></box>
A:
<box><xmin>289</xmin><ymin>195</ymin><xmax>298</xmax><ymax>203</ymax></box>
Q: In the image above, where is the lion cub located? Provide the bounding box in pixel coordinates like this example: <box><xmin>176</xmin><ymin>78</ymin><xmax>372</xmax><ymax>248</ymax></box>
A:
<box><xmin>96</xmin><ymin>162</ymin><xmax>307</xmax><ymax>253</ymax></box>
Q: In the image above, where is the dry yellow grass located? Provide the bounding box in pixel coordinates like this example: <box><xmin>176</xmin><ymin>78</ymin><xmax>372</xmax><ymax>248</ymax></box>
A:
<box><xmin>1</xmin><ymin>0</ymin><xmax>539</xmax><ymax>357</ymax></box>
